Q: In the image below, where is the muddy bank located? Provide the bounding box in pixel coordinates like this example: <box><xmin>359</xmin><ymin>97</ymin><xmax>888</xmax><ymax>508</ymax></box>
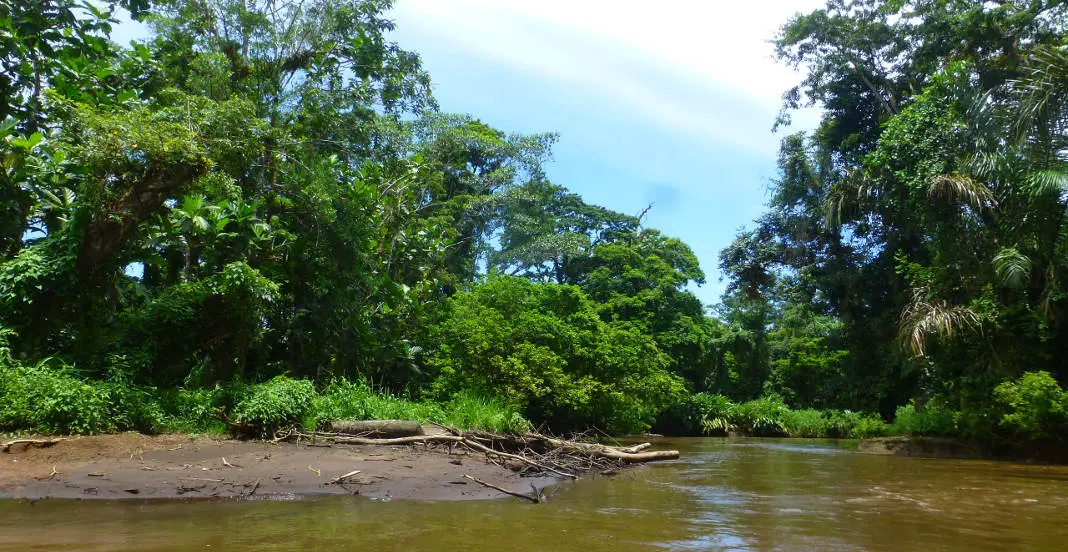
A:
<box><xmin>858</xmin><ymin>436</ymin><xmax>981</xmax><ymax>459</ymax></box>
<box><xmin>858</xmin><ymin>436</ymin><xmax>1068</xmax><ymax>464</ymax></box>
<box><xmin>0</xmin><ymin>433</ymin><xmax>557</xmax><ymax>501</ymax></box>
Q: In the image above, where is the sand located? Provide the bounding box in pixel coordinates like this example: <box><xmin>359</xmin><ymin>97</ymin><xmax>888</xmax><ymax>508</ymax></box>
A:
<box><xmin>0</xmin><ymin>433</ymin><xmax>557</xmax><ymax>501</ymax></box>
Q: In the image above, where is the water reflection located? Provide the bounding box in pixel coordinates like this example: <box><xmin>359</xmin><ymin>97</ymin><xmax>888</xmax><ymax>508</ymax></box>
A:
<box><xmin>1</xmin><ymin>438</ymin><xmax>1065</xmax><ymax>551</ymax></box>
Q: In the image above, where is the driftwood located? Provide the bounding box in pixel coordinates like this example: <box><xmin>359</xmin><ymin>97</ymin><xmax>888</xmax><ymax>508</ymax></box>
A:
<box><xmin>2</xmin><ymin>438</ymin><xmax>65</xmax><ymax>453</ymax></box>
<box><xmin>329</xmin><ymin>469</ymin><xmax>362</xmax><ymax>484</ymax></box>
<box><xmin>331</xmin><ymin>434</ymin><xmax>462</xmax><ymax>446</ymax></box>
<box><xmin>290</xmin><ymin>423</ymin><xmax>681</xmax><ymax>486</ymax></box>
<box><xmin>537</xmin><ymin>437</ymin><xmax>679</xmax><ymax>463</ymax></box>
<box><xmin>326</xmin><ymin>420</ymin><xmax>424</xmax><ymax>438</ymax></box>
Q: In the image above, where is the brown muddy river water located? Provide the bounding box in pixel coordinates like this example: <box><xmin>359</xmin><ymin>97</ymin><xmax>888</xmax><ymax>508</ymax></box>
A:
<box><xmin>1</xmin><ymin>438</ymin><xmax>1065</xmax><ymax>551</ymax></box>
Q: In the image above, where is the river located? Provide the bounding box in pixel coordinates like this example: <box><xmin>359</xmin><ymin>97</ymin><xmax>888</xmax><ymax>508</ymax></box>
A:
<box><xmin>2</xmin><ymin>438</ymin><xmax>1065</xmax><ymax>551</ymax></box>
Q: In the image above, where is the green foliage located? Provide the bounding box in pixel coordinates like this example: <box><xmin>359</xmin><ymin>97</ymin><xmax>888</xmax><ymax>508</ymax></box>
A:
<box><xmin>308</xmin><ymin>380</ymin><xmax>530</xmax><ymax>434</ymax></box>
<box><xmin>441</xmin><ymin>390</ymin><xmax>532</xmax><ymax>434</ymax></box>
<box><xmin>994</xmin><ymin>371</ymin><xmax>1068</xmax><ymax>439</ymax></box>
<box><xmin>658</xmin><ymin>392</ymin><xmax>888</xmax><ymax>439</ymax></box>
<box><xmin>159</xmin><ymin>387</ymin><xmax>227</xmax><ymax>434</ymax></box>
<box><xmin>729</xmin><ymin>396</ymin><xmax>790</xmax><ymax>436</ymax></box>
<box><xmin>658</xmin><ymin>393</ymin><xmax>734</xmax><ymax>436</ymax></box>
<box><xmin>310</xmin><ymin>379</ymin><xmax>444</xmax><ymax>430</ymax></box>
<box><xmin>826</xmin><ymin>410</ymin><xmax>888</xmax><ymax>439</ymax></box>
<box><xmin>0</xmin><ymin>359</ymin><xmax>113</xmax><ymax>434</ymax></box>
<box><xmin>231</xmin><ymin>376</ymin><xmax>316</xmax><ymax>437</ymax></box>
<box><xmin>428</xmin><ymin>275</ymin><xmax>685</xmax><ymax>434</ymax></box>
<box><xmin>1</xmin><ymin>0</ymin><xmax>1065</xmax><ymax>445</ymax></box>
<box><xmin>99</xmin><ymin>381</ymin><xmax>166</xmax><ymax>434</ymax></box>
<box><xmin>781</xmin><ymin>409</ymin><xmax>889</xmax><ymax>439</ymax></box>
<box><xmin>716</xmin><ymin>0</ymin><xmax>1068</xmax><ymax>428</ymax></box>
<box><xmin>782</xmin><ymin>409</ymin><xmax>830</xmax><ymax>438</ymax></box>
<box><xmin>889</xmin><ymin>403</ymin><xmax>959</xmax><ymax>437</ymax></box>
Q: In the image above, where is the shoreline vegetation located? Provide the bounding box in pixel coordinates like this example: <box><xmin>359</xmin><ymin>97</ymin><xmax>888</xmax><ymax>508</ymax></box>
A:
<box><xmin>2</xmin><ymin>360</ymin><xmax>1064</xmax><ymax>464</ymax></box>
<box><xmin>1</xmin><ymin>0</ymin><xmax>1065</xmax><ymax>473</ymax></box>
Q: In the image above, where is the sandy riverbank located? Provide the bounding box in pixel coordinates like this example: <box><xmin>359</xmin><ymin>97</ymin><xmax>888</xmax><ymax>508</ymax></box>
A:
<box><xmin>0</xmin><ymin>432</ymin><xmax>557</xmax><ymax>501</ymax></box>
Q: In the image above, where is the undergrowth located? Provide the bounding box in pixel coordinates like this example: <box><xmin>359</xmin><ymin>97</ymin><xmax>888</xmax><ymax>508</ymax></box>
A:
<box><xmin>2</xmin><ymin>357</ymin><xmax>1061</xmax><ymax>442</ymax></box>
<box><xmin>0</xmin><ymin>358</ymin><xmax>529</xmax><ymax>436</ymax></box>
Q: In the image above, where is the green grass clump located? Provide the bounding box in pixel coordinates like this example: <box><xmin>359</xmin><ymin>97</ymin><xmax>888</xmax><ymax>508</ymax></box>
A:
<box><xmin>310</xmin><ymin>378</ymin><xmax>444</xmax><ymax>430</ymax></box>
<box><xmin>439</xmin><ymin>389</ymin><xmax>531</xmax><ymax>433</ymax></box>
<box><xmin>310</xmin><ymin>379</ymin><xmax>530</xmax><ymax>434</ymax></box>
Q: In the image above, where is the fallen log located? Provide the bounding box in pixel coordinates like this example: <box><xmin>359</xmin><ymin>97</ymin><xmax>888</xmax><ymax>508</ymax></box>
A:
<box><xmin>616</xmin><ymin>443</ymin><xmax>652</xmax><ymax>454</ymax></box>
<box><xmin>526</xmin><ymin>436</ymin><xmax>678</xmax><ymax>463</ymax></box>
<box><xmin>330</xmin><ymin>435</ymin><xmax>463</xmax><ymax>446</ymax></box>
<box><xmin>327</xmin><ymin>420</ymin><xmax>424</xmax><ymax>438</ymax></box>
<box><xmin>596</xmin><ymin>449</ymin><xmax>679</xmax><ymax>463</ymax></box>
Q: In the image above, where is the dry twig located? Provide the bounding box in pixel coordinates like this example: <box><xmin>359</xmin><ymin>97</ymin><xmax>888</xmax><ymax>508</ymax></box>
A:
<box><xmin>463</xmin><ymin>474</ymin><xmax>540</xmax><ymax>503</ymax></box>
<box><xmin>329</xmin><ymin>470</ymin><xmax>362</xmax><ymax>484</ymax></box>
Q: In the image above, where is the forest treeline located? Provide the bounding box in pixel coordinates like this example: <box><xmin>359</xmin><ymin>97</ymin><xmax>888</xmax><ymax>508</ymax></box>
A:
<box><xmin>1</xmin><ymin>0</ymin><xmax>1066</xmax><ymax>443</ymax></box>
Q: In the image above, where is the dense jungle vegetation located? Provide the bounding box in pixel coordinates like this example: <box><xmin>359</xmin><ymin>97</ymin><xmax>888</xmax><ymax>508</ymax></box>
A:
<box><xmin>1</xmin><ymin>0</ymin><xmax>1066</xmax><ymax>445</ymax></box>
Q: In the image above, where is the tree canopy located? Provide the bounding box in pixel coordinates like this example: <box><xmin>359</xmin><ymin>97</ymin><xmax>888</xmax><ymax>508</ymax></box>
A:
<box><xmin>1</xmin><ymin>0</ymin><xmax>1065</xmax><ymax>441</ymax></box>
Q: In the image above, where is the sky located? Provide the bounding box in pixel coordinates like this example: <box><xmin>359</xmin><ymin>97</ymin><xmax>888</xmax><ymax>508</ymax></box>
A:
<box><xmin>112</xmin><ymin>0</ymin><xmax>824</xmax><ymax>305</ymax></box>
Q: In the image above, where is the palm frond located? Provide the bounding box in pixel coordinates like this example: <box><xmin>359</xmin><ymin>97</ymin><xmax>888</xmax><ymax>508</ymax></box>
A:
<box><xmin>899</xmin><ymin>287</ymin><xmax>981</xmax><ymax>358</ymax></box>
<box><xmin>1009</xmin><ymin>45</ymin><xmax>1068</xmax><ymax>142</ymax></box>
<box><xmin>992</xmin><ymin>247</ymin><xmax>1032</xmax><ymax>289</ymax></box>
<box><xmin>929</xmin><ymin>173</ymin><xmax>995</xmax><ymax>211</ymax></box>
<box><xmin>822</xmin><ymin>170</ymin><xmax>875</xmax><ymax>229</ymax></box>
<box><xmin>1026</xmin><ymin>169</ymin><xmax>1068</xmax><ymax>197</ymax></box>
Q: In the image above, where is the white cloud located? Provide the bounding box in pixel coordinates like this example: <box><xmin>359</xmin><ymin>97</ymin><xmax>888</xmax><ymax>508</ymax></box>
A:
<box><xmin>390</xmin><ymin>0</ymin><xmax>824</xmax><ymax>155</ymax></box>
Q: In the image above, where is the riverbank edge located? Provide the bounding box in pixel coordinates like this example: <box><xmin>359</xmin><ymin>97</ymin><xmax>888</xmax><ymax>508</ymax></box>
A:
<box><xmin>0</xmin><ymin>432</ymin><xmax>564</xmax><ymax>502</ymax></box>
<box><xmin>857</xmin><ymin>436</ymin><xmax>1068</xmax><ymax>464</ymax></box>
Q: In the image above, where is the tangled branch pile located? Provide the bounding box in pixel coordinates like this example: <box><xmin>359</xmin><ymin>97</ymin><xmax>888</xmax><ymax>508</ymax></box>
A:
<box><xmin>282</xmin><ymin>420</ymin><xmax>679</xmax><ymax>480</ymax></box>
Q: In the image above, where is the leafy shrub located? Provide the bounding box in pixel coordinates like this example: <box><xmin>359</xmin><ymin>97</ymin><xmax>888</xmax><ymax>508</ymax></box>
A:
<box><xmin>211</xmin><ymin>378</ymin><xmax>252</xmax><ymax>412</ymax></box>
<box><xmin>692</xmin><ymin>390</ymin><xmax>734</xmax><ymax>435</ymax></box>
<box><xmin>955</xmin><ymin>405</ymin><xmax>999</xmax><ymax>442</ymax></box>
<box><xmin>429</xmin><ymin>276</ymin><xmax>685</xmax><ymax>434</ymax></box>
<box><xmin>994</xmin><ymin>371</ymin><xmax>1068</xmax><ymax>439</ymax></box>
<box><xmin>231</xmin><ymin>376</ymin><xmax>315</xmax><ymax>436</ymax></box>
<box><xmin>729</xmin><ymin>396</ymin><xmax>789</xmax><ymax>436</ymax></box>
<box><xmin>889</xmin><ymin>402</ymin><xmax>957</xmax><ymax>436</ymax></box>
<box><xmin>783</xmin><ymin>408</ymin><xmax>830</xmax><ymax>438</ymax></box>
<box><xmin>667</xmin><ymin>392</ymin><xmax>734</xmax><ymax>436</ymax></box>
<box><xmin>101</xmin><ymin>382</ymin><xmax>165</xmax><ymax>434</ymax></box>
<box><xmin>0</xmin><ymin>359</ymin><xmax>112</xmax><ymax>434</ymax></box>
<box><xmin>822</xmin><ymin>410</ymin><xmax>888</xmax><ymax>439</ymax></box>
<box><xmin>846</xmin><ymin>414</ymin><xmax>889</xmax><ymax>439</ymax></box>
<box><xmin>159</xmin><ymin>387</ymin><xmax>226</xmax><ymax>434</ymax></box>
